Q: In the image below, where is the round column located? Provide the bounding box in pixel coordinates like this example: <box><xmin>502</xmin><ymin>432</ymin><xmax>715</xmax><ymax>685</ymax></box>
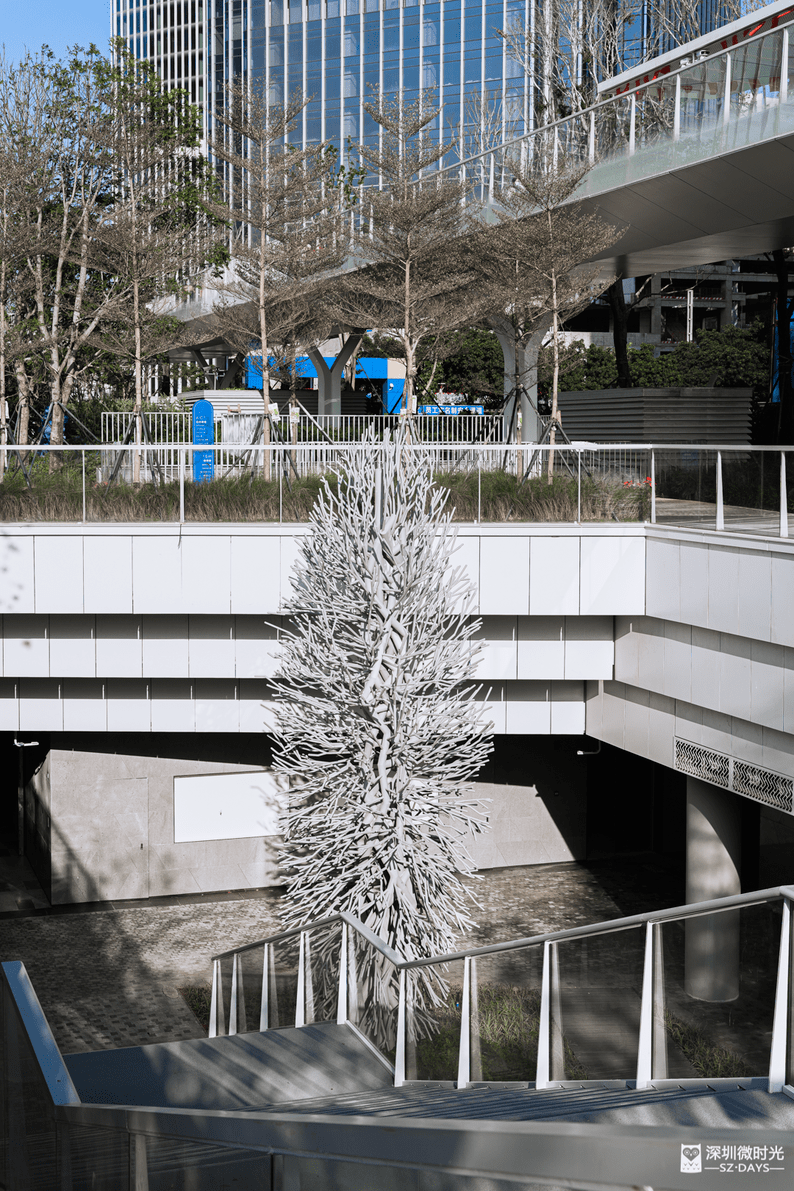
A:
<box><xmin>684</xmin><ymin>776</ymin><xmax>742</xmax><ymax>1002</ymax></box>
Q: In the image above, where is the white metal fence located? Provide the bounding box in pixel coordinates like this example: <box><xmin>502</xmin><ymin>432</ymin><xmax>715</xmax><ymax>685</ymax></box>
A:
<box><xmin>1</xmin><ymin>443</ymin><xmax>791</xmax><ymax>538</ymax></box>
<box><xmin>100</xmin><ymin>412</ymin><xmax>507</xmax><ymax>479</ymax></box>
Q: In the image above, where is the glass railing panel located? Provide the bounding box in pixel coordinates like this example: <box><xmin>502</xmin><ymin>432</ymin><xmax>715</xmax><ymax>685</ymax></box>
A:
<box><xmin>66</xmin><ymin>1122</ymin><xmax>132</xmax><ymax>1190</ymax></box>
<box><xmin>345</xmin><ymin>927</ymin><xmax>400</xmax><ymax>1063</ymax></box>
<box><xmin>550</xmin><ymin>925</ymin><xmax>646</xmax><ymax>1082</ymax></box>
<box><xmin>133</xmin><ymin>1130</ymin><xmax>269</xmax><ymax>1190</ymax></box>
<box><xmin>409</xmin><ymin>959</ymin><xmax>465</xmax><ymax>1082</ymax></box>
<box><xmin>720</xmin><ymin>449</ymin><xmax>777</xmax><ymax>535</ymax></box>
<box><xmin>270</xmin><ymin>934</ymin><xmax>301</xmax><ymax>1029</ymax></box>
<box><xmin>657</xmin><ymin>900</ymin><xmax>782</xmax><ymax>1080</ymax></box>
<box><xmin>237</xmin><ymin>944</ymin><xmax>265</xmax><ymax>1033</ymax></box>
<box><xmin>470</xmin><ymin>944</ymin><xmax>543</xmax><ymax>1082</ymax></box>
<box><xmin>654</xmin><ymin>448</ymin><xmax>718</xmax><ymax>529</ymax></box>
<box><xmin>305</xmin><ymin>921</ymin><xmax>344</xmax><ymax>1024</ymax></box>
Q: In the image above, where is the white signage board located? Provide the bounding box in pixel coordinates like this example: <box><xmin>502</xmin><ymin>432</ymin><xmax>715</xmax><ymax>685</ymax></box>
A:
<box><xmin>173</xmin><ymin>770</ymin><xmax>290</xmax><ymax>842</ymax></box>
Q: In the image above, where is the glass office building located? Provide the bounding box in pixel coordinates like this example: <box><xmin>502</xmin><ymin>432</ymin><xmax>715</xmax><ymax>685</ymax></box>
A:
<box><xmin>207</xmin><ymin>0</ymin><xmax>532</xmax><ymax>161</ymax></box>
<box><xmin>112</xmin><ymin>0</ymin><xmax>206</xmax><ymax>107</ymax></box>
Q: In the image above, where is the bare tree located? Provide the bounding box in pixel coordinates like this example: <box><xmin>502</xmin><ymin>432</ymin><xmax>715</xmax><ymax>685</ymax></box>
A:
<box><xmin>499</xmin><ymin>0</ymin><xmax>745</xmax><ymax>125</ymax></box>
<box><xmin>208</xmin><ymin>80</ymin><xmax>351</xmax><ymax>476</ymax></box>
<box><xmin>480</xmin><ymin>153</ymin><xmax>617</xmax><ymax>476</ymax></box>
<box><xmin>0</xmin><ymin>48</ymin><xmax>138</xmax><ymax>464</ymax></box>
<box><xmin>95</xmin><ymin>45</ymin><xmax>224</xmax><ymax>481</ymax></box>
<box><xmin>273</xmin><ymin>429</ymin><xmax>492</xmax><ymax>1039</ymax></box>
<box><xmin>334</xmin><ymin>89</ymin><xmax>486</xmax><ymax>416</ymax></box>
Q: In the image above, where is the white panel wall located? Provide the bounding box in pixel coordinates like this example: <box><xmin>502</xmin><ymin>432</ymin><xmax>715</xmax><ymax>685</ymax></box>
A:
<box><xmin>479</xmin><ymin>537</ymin><xmax>530</xmax><ymax>614</ymax></box>
<box><xmin>0</xmin><ymin>536</ymin><xmax>34</xmax><ymax>613</ymax></box>
<box><xmin>96</xmin><ymin>616</ymin><xmax>142</xmax><ymax>677</ymax></box>
<box><xmin>529</xmin><ymin>538</ymin><xmax>579</xmax><ymax>615</ymax></box>
<box><xmin>614</xmin><ymin>615</ymin><xmax>794</xmax><ymax>738</ymax></box>
<box><xmin>3</xmin><ymin>617</ymin><xmax>49</xmax><ymax>677</ymax></box>
<box><xmin>84</xmin><ymin>537</ymin><xmax>133</xmax><ymax>613</ymax></box>
<box><xmin>34</xmin><ymin>537</ymin><xmax>83</xmax><ymax>614</ymax></box>
<box><xmin>580</xmin><ymin>536</ymin><xmax>645</xmax><ymax>615</ymax></box>
<box><xmin>188</xmin><ymin>616</ymin><xmax>236</xmax><ymax>677</ymax></box>
<box><xmin>647</xmin><ymin>532</ymin><xmax>794</xmax><ymax>649</ymax></box>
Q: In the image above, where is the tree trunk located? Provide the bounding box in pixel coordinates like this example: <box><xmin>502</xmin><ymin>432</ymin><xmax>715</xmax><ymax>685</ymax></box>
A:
<box><xmin>608</xmin><ymin>278</ymin><xmax>631</xmax><ymax>388</ymax></box>
<box><xmin>547</xmin><ymin>266</ymin><xmax>560</xmax><ymax>485</ymax></box>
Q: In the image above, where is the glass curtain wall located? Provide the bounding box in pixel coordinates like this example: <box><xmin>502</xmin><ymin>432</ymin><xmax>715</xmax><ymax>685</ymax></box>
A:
<box><xmin>209</xmin><ymin>0</ymin><xmax>532</xmax><ymax>164</ymax></box>
<box><xmin>113</xmin><ymin>0</ymin><xmax>206</xmax><ymax>106</ymax></box>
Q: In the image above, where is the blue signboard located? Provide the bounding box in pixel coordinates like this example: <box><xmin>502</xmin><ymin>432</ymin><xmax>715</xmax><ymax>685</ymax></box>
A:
<box><xmin>418</xmin><ymin>404</ymin><xmax>485</xmax><ymax>415</ymax></box>
<box><xmin>192</xmin><ymin>399</ymin><xmax>215</xmax><ymax>483</ymax></box>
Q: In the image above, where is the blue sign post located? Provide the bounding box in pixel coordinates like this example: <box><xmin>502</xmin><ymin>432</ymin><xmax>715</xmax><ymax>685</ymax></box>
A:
<box><xmin>192</xmin><ymin>399</ymin><xmax>215</xmax><ymax>483</ymax></box>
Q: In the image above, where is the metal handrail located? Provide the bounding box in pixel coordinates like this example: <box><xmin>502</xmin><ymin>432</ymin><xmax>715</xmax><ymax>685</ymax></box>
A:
<box><xmin>211</xmin><ymin>909</ymin><xmax>403</xmax><ymax>966</ymax></box>
<box><xmin>211</xmin><ymin>884</ymin><xmax>794</xmax><ymax>974</ymax></box>
<box><xmin>209</xmin><ymin>884</ymin><xmax>794</xmax><ymax>1091</ymax></box>
<box><xmin>433</xmin><ymin>16</ymin><xmax>792</xmax><ymax>182</ymax></box>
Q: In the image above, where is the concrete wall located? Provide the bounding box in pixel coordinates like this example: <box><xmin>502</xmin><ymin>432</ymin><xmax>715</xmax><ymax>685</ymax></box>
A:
<box><xmin>27</xmin><ymin>750</ymin><xmax>281</xmax><ymax>904</ymax></box>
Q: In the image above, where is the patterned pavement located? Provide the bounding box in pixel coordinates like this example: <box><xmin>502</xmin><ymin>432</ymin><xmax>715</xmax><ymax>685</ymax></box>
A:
<box><xmin>0</xmin><ymin>856</ymin><xmax>683</xmax><ymax>1055</ymax></box>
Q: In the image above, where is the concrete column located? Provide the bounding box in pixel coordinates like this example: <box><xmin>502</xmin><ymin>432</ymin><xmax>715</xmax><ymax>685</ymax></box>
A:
<box><xmin>307</xmin><ymin>333</ymin><xmax>364</xmax><ymax>416</ymax></box>
<box><xmin>490</xmin><ymin>321</ymin><xmax>546</xmax><ymax>445</ymax></box>
<box><xmin>684</xmin><ymin>777</ymin><xmax>741</xmax><ymax>1002</ymax></box>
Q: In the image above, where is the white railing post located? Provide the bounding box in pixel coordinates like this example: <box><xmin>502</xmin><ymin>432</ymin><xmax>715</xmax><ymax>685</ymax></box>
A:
<box><xmin>477</xmin><ymin>455</ymin><xmax>482</xmax><ymax>524</ymax></box>
<box><xmin>536</xmin><ymin>941</ymin><xmax>552</xmax><ymax>1088</ymax></box>
<box><xmin>457</xmin><ymin>955</ymin><xmax>471</xmax><ymax>1089</ymax></box>
<box><xmin>716</xmin><ymin>451</ymin><xmax>725</xmax><ymax>531</ymax></box>
<box><xmin>337</xmin><ymin>921</ymin><xmax>348</xmax><ymax>1025</ymax></box>
<box><xmin>769</xmin><ymin>898</ymin><xmax>792</xmax><ymax>1093</ymax></box>
<box><xmin>637</xmin><ymin>921</ymin><xmax>655</xmax><ymax>1088</ymax></box>
<box><xmin>651</xmin><ymin>923</ymin><xmax>668</xmax><ymax>1081</ymax></box>
<box><xmin>394</xmin><ymin>968</ymin><xmax>407</xmax><ymax>1087</ymax></box>
<box><xmin>674</xmin><ymin>74</ymin><xmax>681</xmax><ymax>141</ymax></box>
<box><xmin>229</xmin><ymin>952</ymin><xmax>240</xmax><ymax>1036</ymax></box>
<box><xmin>260</xmin><ymin>943</ymin><xmax>270</xmax><ymax>1031</ymax></box>
<box><xmin>651</xmin><ymin>449</ymin><xmax>657</xmax><ymax>523</ymax></box>
<box><xmin>782</xmin><ymin>31</ymin><xmax>789</xmax><ymax>104</ymax></box>
<box><xmin>179</xmin><ymin>448</ymin><xmax>185</xmax><ymax>523</ymax></box>
<box><xmin>629</xmin><ymin>93</ymin><xmax>636</xmax><ymax>155</ymax></box>
<box><xmin>304</xmin><ymin>931</ymin><xmax>315</xmax><ymax>1024</ymax></box>
<box><xmin>577</xmin><ymin>449</ymin><xmax>582</xmax><ymax>524</ymax></box>
<box><xmin>295</xmin><ymin>931</ymin><xmax>307</xmax><ymax>1027</ymax></box>
<box><xmin>209</xmin><ymin>958</ymin><xmax>225</xmax><ymax>1038</ymax></box>
<box><xmin>81</xmin><ymin>450</ymin><xmax>86</xmax><ymax>523</ymax></box>
<box><xmin>549</xmin><ymin>942</ymin><xmax>564</xmax><ymax>1081</ymax></box>
<box><xmin>780</xmin><ymin>451</ymin><xmax>789</xmax><ymax>538</ymax></box>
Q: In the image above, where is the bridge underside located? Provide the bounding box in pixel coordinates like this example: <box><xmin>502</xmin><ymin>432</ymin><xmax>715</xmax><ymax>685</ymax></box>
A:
<box><xmin>583</xmin><ymin>130</ymin><xmax>794</xmax><ymax>275</ymax></box>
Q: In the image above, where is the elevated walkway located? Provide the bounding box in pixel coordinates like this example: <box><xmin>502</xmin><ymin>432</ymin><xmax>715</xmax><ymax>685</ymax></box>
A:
<box><xmin>4</xmin><ymin>886</ymin><xmax>794</xmax><ymax>1187</ymax></box>
<box><xmin>460</xmin><ymin>0</ymin><xmax>794</xmax><ymax>274</ymax></box>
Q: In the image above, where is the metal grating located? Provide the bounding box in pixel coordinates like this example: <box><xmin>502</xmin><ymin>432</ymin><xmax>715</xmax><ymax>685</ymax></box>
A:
<box><xmin>674</xmin><ymin>738</ymin><xmax>793</xmax><ymax>813</ymax></box>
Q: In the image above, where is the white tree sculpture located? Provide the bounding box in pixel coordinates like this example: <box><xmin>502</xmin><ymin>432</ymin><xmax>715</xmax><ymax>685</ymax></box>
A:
<box><xmin>272</xmin><ymin>431</ymin><xmax>492</xmax><ymax>1039</ymax></box>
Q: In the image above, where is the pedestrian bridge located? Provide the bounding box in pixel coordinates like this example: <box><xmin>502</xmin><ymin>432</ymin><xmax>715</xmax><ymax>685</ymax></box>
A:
<box><xmin>4</xmin><ymin>886</ymin><xmax>794</xmax><ymax>1188</ymax></box>
<box><xmin>458</xmin><ymin>0</ymin><xmax>794</xmax><ymax>275</ymax></box>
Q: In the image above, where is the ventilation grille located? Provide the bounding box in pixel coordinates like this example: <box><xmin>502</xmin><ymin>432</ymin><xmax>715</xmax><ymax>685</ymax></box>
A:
<box><xmin>674</xmin><ymin>739</ymin><xmax>794</xmax><ymax>813</ymax></box>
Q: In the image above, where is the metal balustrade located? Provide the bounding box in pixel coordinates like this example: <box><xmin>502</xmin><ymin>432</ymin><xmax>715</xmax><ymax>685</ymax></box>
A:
<box><xmin>210</xmin><ymin>885</ymin><xmax>794</xmax><ymax>1093</ymax></box>
<box><xmin>0</xmin><ymin>442</ymin><xmax>792</xmax><ymax>536</ymax></box>
<box><xmin>432</xmin><ymin>8</ymin><xmax>794</xmax><ymax>204</ymax></box>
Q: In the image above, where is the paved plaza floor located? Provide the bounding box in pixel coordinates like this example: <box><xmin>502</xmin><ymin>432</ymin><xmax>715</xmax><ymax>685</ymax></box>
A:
<box><xmin>0</xmin><ymin>849</ymin><xmax>684</xmax><ymax>1055</ymax></box>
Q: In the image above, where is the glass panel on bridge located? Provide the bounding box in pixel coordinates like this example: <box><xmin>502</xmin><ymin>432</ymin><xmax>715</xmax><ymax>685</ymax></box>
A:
<box><xmin>549</xmin><ymin>925</ymin><xmax>646</xmax><ymax>1082</ymax></box>
<box><xmin>411</xmin><ymin>958</ymin><xmax>465</xmax><ymax>1081</ymax></box>
<box><xmin>656</xmin><ymin>900</ymin><xmax>781</xmax><ymax>1081</ymax></box>
<box><xmin>470</xmin><ymin>945</ymin><xmax>543</xmax><ymax>1082</ymax></box>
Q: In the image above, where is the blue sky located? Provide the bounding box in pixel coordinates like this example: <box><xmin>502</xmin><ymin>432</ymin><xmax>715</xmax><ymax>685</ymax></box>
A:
<box><xmin>2</xmin><ymin>0</ymin><xmax>111</xmax><ymax>64</ymax></box>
